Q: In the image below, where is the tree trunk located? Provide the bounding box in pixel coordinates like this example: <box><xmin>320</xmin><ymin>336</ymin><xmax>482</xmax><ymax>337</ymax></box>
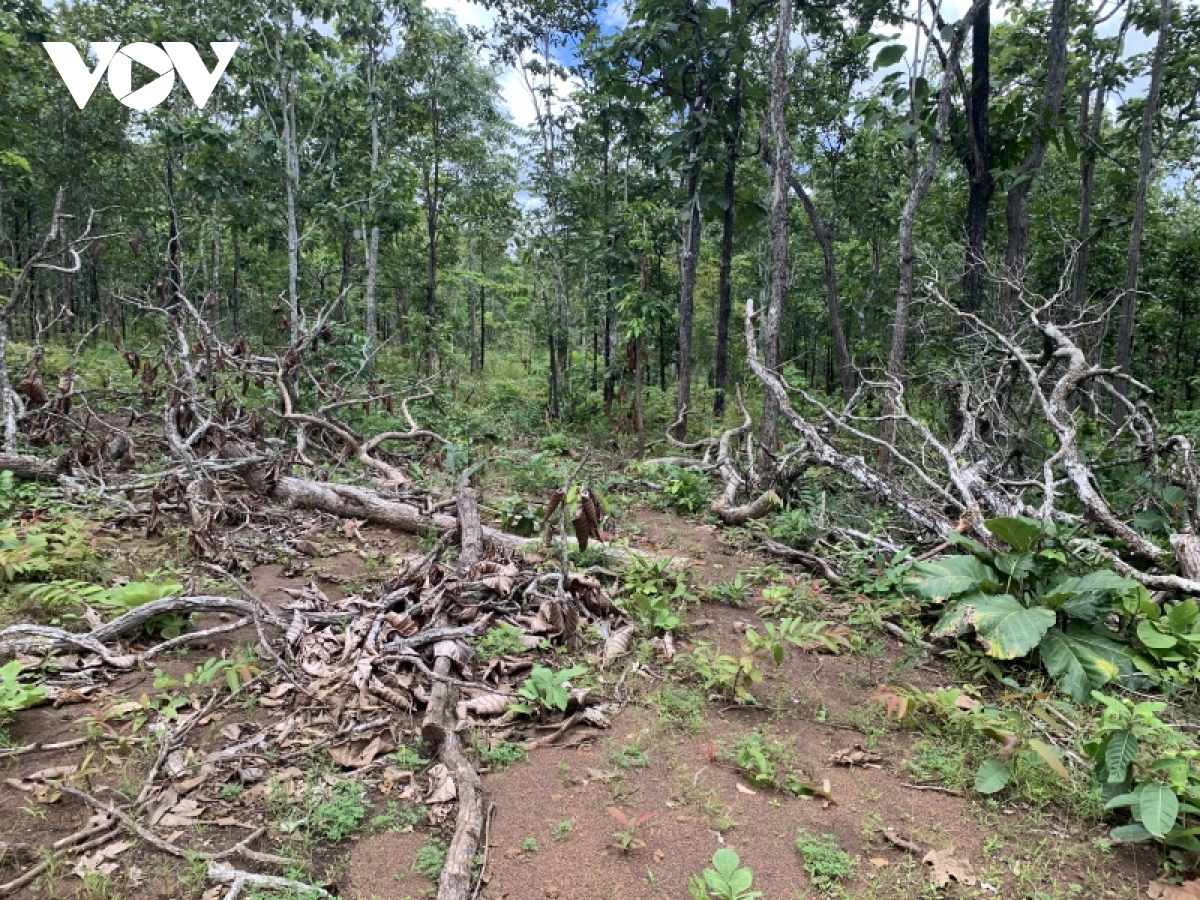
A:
<box><xmin>996</xmin><ymin>0</ymin><xmax>1071</xmax><ymax>327</ymax></box>
<box><xmin>363</xmin><ymin>55</ymin><xmax>380</xmax><ymax>345</ymax></box>
<box><xmin>878</xmin><ymin>3</ymin><xmax>982</xmax><ymax>470</ymax></box>
<box><xmin>672</xmin><ymin>132</ymin><xmax>703</xmax><ymax>440</ymax></box>
<box><xmin>713</xmin><ymin>7</ymin><xmax>743</xmax><ymax>421</ymax></box>
<box><xmin>961</xmin><ymin>0</ymin><xmax>992</xmax><ymax>319</ymax></box>
<box><xmin>1114</xmin><ymin>0</ymin><xmax>1171</xmax><ymax>426</ymax></box>
<box><xmin>760</xmin><ymin>0</ymin><xmax>793</xmax><ymax>456</ymax></box>
<box><xmin>166</xmin><ymin>154</ymin><xmax>182</xmax><ymax>308</ymax></box>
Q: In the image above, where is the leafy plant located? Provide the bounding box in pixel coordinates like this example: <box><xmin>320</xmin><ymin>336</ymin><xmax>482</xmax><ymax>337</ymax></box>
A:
<box><xmin>472</xmin><ymin>622</ymin><xmax>528</xmax><ymax>658</ymax></box>
<box><xmin>688</xmin><ymin>848</ymin><xmax>762</xmax><ymax>900</ymax></box>
<box><xmin>794</xmin><ymin>828</ymin><xmax>855</xmax><ymax>890</ymax></box>
<box><xmin>609</xmin><ymin>742</ymin><xmax>651</xmax><ymax>770</ymax></box>
<box><xmin>497</xmin><ymin>495</ymin><xmax>540</xmax><ymax>537</ymax></box>
<box><xmin>16</xmin><ymin>578</ymin><xmax>186</xmax><ymax>636</ymax></box>
<box><xmin>553</xmin><ymin>820</ymin><xmax>572</xmax><ymax>841</ymax></box>
<box><xmin>607</xmin><ymin>806</ymin><xmax>655</xmax><ymax>852</ymax></box>
<box><xmin>511</xmin><ymin>664</ymin><xmax>588</xmax><ymax>716</ymax></box>
<box><xmin>910</xmin><ymin>516</ymin><xmax>1146</xmax><ymax>701</ymax></box>
<box><xmin>310</xmin><ymin>780</ymin><xmax>368</xmax><ymax>843</ymax></box>
<box><xmin>657</xmin><ymin>465</ymin><xmax>709</xmax><ymax>515</ymax></box>
<box><xmin>412</xmin><ymin>838</ymin><xmax>447</xmax><ymax>879</ymax></box>
<box><xmin>476</xmin><ymin>739</ymin><xmax>527</xmax><ymax>769</ymax></box>
<box><xmin>390</xmin><ymin>744</ymin><xmax>430</xmax><ymax>769</ymax></box>
<box><xmin>521</xmin><ymin>836</ymin><xmax>538</xmax><ymax>852</ymax></box>
<box><xmin>0</xmin><ymin>661</ymin><xmax>44</xmax><ymax>719</ymax></box>
<box><xmin>706</xmin><ymin>573</ymin><xmax>750</xmax><ymax>607</ymax></box>
<box><xmin>1085</xmin><ymin>691</ymin><xmax>1200</xmax><ymax>854</ymax></box>
<box><xmin>617</xmin><ymin>557</ymin><xmax>690</xmax><ymax>633</ymax></box>
<box><xmin>769</xmin><ymin>507</ymin><xmax>813</xmax><ymax>548</ymax></box>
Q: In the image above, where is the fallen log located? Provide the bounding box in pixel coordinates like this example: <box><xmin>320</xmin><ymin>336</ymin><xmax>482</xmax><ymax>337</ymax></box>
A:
<box><xmin>420</xmin><ymin>490</ymin><xmax>486</xmax><ymax>900</ymax></box>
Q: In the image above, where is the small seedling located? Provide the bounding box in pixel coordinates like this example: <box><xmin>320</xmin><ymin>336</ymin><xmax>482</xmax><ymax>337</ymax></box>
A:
<box><xmin>553</xmin><ymin>820</ymin><xmax>572</xmax><ymax>841</ymax></box>
<box><xmin>512</xmin><ymin>664</ymin><xmax>588</xmax><ymax>715</ymax></box>
<box><xmin>521</xmin><ymin>836</ymin><xmax>538</xmax><ymax>853</ymax></box>
<box><xmin>688</xmin><ymin>848</ymin><xmax>762</xmax><ymax>900</ymax></box>
<box><xmin>609</xmin><ymin>743</ymin><xmax>651</xmax><ymax>770</ymax></box>
<box><xmin>608</xmin><ymin>806</ymin><xmax>655</xmax><ymax>853</ymax></box>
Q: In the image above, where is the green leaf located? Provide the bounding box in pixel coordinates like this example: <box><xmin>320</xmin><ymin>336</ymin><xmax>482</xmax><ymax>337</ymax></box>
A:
<box><xmin>1167</xmin><ymin>600</ymin><xmax>1199</xmax><ymax>633</ymax></box>
<box><xmin>975</xmin><ymin>759</ymin><xmax>1011</xmax><ymax>794</ymax></box>
<box><xmin>932</xmin><ymin>594</ymin><xmax>1055</xmax><ymax>660</ymax></box>
<box><xmin>873</xmin><ymin>44</ymin><xmax>906</xmax><ymax>69</ymax></box>
<box><xmin>984</xmin><ymin>517</ymin><xmax>1043</xmax><ymax>552</ymax></box>
<box><xmin>1110</xmin><ymin>823</ymin><xmax>1153</xmax><ymax>843</ymax></box>
<box><xmin>1104</xmin><ymin>791</ymin><xmax>1141</xmax><ymax>810</ymax></box>
<box><xmin>1139</xmin><ymin>784</ymin><xmax>1179</xmax><ymax>838</ymax></box>
<box><xmin>711</xmin><ymin>848</ymin><xmax>740</xmax><ymax>878</ymax></box>
<box><xmin>1027</xmin><ymin>739</ymin><xmax>1070</xmax><ymax>780</ymax></box>
<box><xmin>1104</xmin><ymin>731</ymin><xmax>1139</xmax><ymax>783</ymax></box>
<box><xmin>912</xmin><ymin>556</ymin><xmax>995</xmax><ymax>600</ymax></box>
<box><xmin>1137</xmin><ymin>620</ymin><xmax>1177</xmax><ymax>650</ymax></box>
<box><xmin>1039</xmin><ymin>627</ymin><xmax>1132</xmax><ymax>702</ymax></box>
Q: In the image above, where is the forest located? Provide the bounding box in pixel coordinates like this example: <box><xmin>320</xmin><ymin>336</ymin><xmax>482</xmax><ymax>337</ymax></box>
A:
<box><xmin>0</xmin><ymin>0</ymin><xmax>1198</xmax><ymax>896</ymax></box>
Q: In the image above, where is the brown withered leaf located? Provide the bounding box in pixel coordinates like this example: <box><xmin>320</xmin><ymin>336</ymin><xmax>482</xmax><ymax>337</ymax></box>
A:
<box><xmin>830</xmin><ymin>745</ymin><xmax>884</xmax><ymax>768</ymax></box>
<box><xmin>330</xmin><ymin>735</ymin><xmax>394</xmax><ymax>769</ymax></box>
<box><xmin>455</xmin><ymin>693</ymin><xmax>514</xmax><ymax>720</ymax></box>
<box><xmin>1148</xmin><ymin>880</ymin><xmax>1200</xmax><ymax>900</ymax></box>
<box><xmin>601</xmin><ymin>624</ymin><xmax>638</xmax><ymax>669</ymax></box>
<box><xmin>923</xmin><ymin>849</ymin><xmax>976</xmax><ymax>888</ymax></box>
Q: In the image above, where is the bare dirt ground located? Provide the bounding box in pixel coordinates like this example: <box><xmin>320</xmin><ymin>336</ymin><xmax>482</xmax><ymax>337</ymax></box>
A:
<box><xmin>0</xmin><ymin>507</ymin><xmax>1156</xmax><ymax>899</ymax></box>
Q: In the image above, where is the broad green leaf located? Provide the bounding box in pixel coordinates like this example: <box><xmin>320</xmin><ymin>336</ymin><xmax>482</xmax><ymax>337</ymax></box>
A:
<box><xmin>873</xmin><ymin>43</ymin><xmax>906</xmax><ymax>69</ymax></box>
<box><xmin>975</xmin><ymin>759</ymin><xmax>1011</xmax><ymax>794</ymax></box>
<box><xmin>1167</xmin><ymin>600</ymin><xmax>1199</xmax><ymax>633</ymax></box>
<box><xmin>1104</xmin><ymin>731</ymin><xmax>1138</xmax><ymax>783</ymax></box>
<box><xmin>984</xmin><ymin>516</ymin><xmax>1043</xmax><ymax>552</ymax></box>
<box><xmin>937</xmin><ymin>594</ymin><xmax>1055</xmax><ymax>660</ymax></box>
<box><xmin>1139</xmin><ymin>784</ymin><xmax>1179</xmax><ymax>838</ymax></box>
<box><xmin>1136</xmin><ymin>620</ymin><xmax>1177</xmax><ymax>650</ymax></box>
<box><xmin>1104</xmin><ymin>791</ymin><xmax>1141</xmax><ymax>810</ymax></box>
<box><xmin>1110</xmin><ymin>823</ymin><xmax>1153</xmax><ymax>842</ymax></box>
<box><xmin>712</xmin><ymin>848</ymin><xmax>740</xmax><ymax>878</ymax></box>
<box><xmin>945</xmin><ymin>530</ymin><xmax>992</xmax><ymax>559</ymax></box>
<box><xmin>1039</xmin><ymin>627</ymin><xmax>1133</xmax><ymax>702</ymax></box>
<box><xmin>911</xmin><ymin>555</ymin><xmax>995</xmax><ymax>600</ymax></box>
<box><xmin>1027</xmin><ymin>739</ymin><xmax>1070</xmax><ymax>780</ymax></box>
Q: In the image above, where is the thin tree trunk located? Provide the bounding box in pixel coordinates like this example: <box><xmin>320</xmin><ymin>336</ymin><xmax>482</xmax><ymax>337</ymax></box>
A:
<box><xmin>1114</xmin><ymin>0</ymin><xmax>1171</xmax><ymax>426</ymax></box>
<box><xmin>166</xmin><ymin>155</ymin><xmax>181</xmax><ymax>309</ymax></box>
<box><xmin>713</xmin><ymin>3</ymin><xmax>743</xmax><ymax>421</ymax></box>
<box><xmin>364</xmin><ymin>49</ymin><xmax>380</xmax><ymax>345</ymax></box>
<box><xmin>878</xmin><ymin>1</ymin><xmax>983</xmax><ymax>471</ymax></box>
<box><xmin>673</xmin><ymin>131</ymin><xmax>703</xmax><ymax>439</ymax></box>
<box><xmin>760</xmin><ymin>0</ymin><xmax>793</xmax><ymax>456</ymax></box>
<box><xmin>961</xmin><ymin>0</ymin><xmax>992</xmax><ymax>319</ymax></box>
<box><xmin>996</xmin><ymin>0</ymin><xmax>1071</xmax><ymax>327</ymax></box>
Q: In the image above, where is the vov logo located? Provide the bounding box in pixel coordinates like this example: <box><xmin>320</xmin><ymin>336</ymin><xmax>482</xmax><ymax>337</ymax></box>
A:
<box><xmin>42</xmin><ymin>42</ymin><xmax>240</xmax><ymax>111</ymax></box>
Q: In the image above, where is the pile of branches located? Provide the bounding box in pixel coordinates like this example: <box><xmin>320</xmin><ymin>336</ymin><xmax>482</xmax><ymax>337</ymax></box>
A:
<box><xmin>733</xmin><ymin>272</ymin><xmax>1200</xmax><ymax>597</ymax></box>
<box><xmin>0</xmin><ymin>486</ymin><xmax>635</xmax><ymax>899</ymax></box>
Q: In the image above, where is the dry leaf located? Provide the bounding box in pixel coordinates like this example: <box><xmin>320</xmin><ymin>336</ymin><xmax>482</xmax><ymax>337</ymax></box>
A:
<box><xmin>601</xmin><ymin>624</ymin><xmax>637</xmax><ymax>669</ymax></box>
<box><xmin>923</xmin><ymin>849</ymin><xmax>976</xmax><ymax>888</ymax></box>
<box><xmin>292</xmin><ymin>539</ymin><xmax>323</xmax><ymax>557</ymax></box>
<box><xmin>330</xmin><ymin>735</ymin><xmax>393</xmax><ymax>768</ymax></box>
<box><xmin>831</xmin><ymin>745</ymin><xmax>884</xmax><ymax>767</ymax></box>
<box><xmin>425</xmin><ymin>763</ymin><xmax>457</xmax><ymax>804</ymax></box>
<box><xmin>870</xmin><ymin>858</ymin><xmax>890</xmax><ymax>868</ymax></box>
<box><xmin>735</xmin><ymin>783</ymin><xmax>757</xmax><ymax>795</ymax></box>
<box><xmin>1148</xmin><ymin>880</ymin><xmax>1200</xmax><ymax>900</ymax></box>
<box><xmin>455</xmin><ymin>693</ymin><xmax>514</xmax><ymax>720</ymax></box>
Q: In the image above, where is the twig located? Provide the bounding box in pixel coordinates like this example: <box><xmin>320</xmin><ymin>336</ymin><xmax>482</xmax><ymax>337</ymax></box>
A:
<box><xmin>206</xmin><ymin>861</ymin><xmax>330</xmax><ymax>900</ymax></box>
<box><xmin>900</xmin><ymin>782</ymin><xmax>961</xmax><ymax>796</ymax></box>
<box><xmin>469</xmin><ymin>803</ymin><xmax>497</xmax><ymax>900</ymax></box>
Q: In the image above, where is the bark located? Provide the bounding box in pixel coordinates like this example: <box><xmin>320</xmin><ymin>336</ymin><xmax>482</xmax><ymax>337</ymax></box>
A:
<box><xmin>364</xmin><ymin>44</ymin><xmax>381</xmax><ymax>345</ymax></box>
<box><xmin>713</xmin><ymin>7</ymin><xmax>743</xmax><ymax>421</ymax></box>
<box><xmin>673</xmin><ymin>130</ymin><xmax>703</xmax><ymax>439</ymax></box>
<box><xmin>456</xmin><ymin>487</ymin><xmax>483</xmax><ymax>574</ymax></box>
<box><xmin>1172</xmin><ymin>533</ymin><xmax>1200</xmax><ymax>582</ymax></box>
<box><xmin>166</xmin><ymin>155</ymin><xmax>182</xmax><ymax>308</ymax></box>
<box><xmin>996</xmin><ymin>0</ymin><xmax>1072</xmax><ymax>326</ymax></box>
<box><xmin>1114</xmin><ymin>0</ymin><xmax>1172</xmax><ymax>426</ymax></box>
<box><xmin>760</xmin><ymin>0</ymin><xmax>793</xmax><ymax>457</ymax></box>
<box><xmin>283</xmin><ymin>32</ymin><xmax>302</xmax><ymax>342</ymax></box>
<box><xmin>878</xmin><ymin>1</ymin><xmax>983</xmax><ymax>470</ymax></box>
<box><xmin>791</xmin><ymin>177</ymin><xmax>853</xmax><ymax>402</ymax></box>
<box><xmin>961</xmin><ymin>0</ymin><xmax>992</xmax><ymax>319</ymax></box>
